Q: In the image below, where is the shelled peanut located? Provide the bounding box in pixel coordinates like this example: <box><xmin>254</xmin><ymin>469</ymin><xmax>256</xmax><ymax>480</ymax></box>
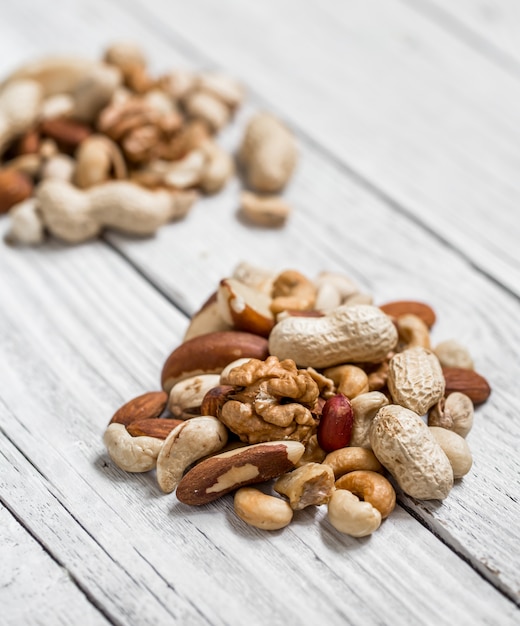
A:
<box><xmin>0</xmin><ymin>43</ymin><xmax>297</xmax><ymax>244</ymax></box>
<box><xmin>103</xmin><ymin>263</ymin><xmax>491</xmax><ymax>538</ymax></box>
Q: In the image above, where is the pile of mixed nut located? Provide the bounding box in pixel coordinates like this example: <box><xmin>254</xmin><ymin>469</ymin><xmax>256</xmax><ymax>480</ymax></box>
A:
<box><xmin>0</xmin><ymin>42</ymin><xmax>297</xmax><ymax>244</ymax></box>
<box><xmin>104</xmin><ymin>263</ymin><xmax>491</xmax><ymax>536</ymax></box>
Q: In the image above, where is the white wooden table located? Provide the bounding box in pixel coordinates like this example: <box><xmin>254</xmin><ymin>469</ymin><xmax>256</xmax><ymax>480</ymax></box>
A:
<box><xmin>1</xmin><ymin>1</ymin><xmax>519</xmax><ymax>624</ymax></box>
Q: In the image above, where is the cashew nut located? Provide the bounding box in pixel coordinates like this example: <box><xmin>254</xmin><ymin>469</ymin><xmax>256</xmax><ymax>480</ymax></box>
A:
<box><xmin>0</xmin><ymin>79</ymin><xmax>43</xmax><ymax>154</ymax></box>
<box><xmin>323</xmin><ymin>364</ymin><xmax>369</xmax><ymax>399</ymax></box>
<box><xmin>183</xmin><ymin>90</ymin><xmax>231</xmax><ymax>132</ymax></box>
<box><xmin>199</xmin><ymin>139</ymin><xmax>235</xmax><ymax>194</ymax></box>
<box><xmin>197</xmin><ymin>72</ymin><xmax>244</xmax><ymax>109</ymax></box>
<box><xmin>428</xmin><ymin>392</ymin><xmax>474</xmax><ymax>438</ymax></box>
<box><xmin>274</xmin><ymin>462</ymin><xmax>335</xmax><ymax>509</ymax></box>
<box><xmin>370</xmin><ymin>404</ymin><xmax>453</xmax><ymax>500</ymax></box>
<box><xmin>396</xmin><ymin>314</ymin><xmax>431</xmax><ymax>350</ymax></box>
<box><xmin>143</xmin><ymin>89</ymin><xmax>178</xmax><ymax>115</ymax></box>
<box><xmin>36</xmin><ymin>178</ymin><xmax>196</xmax><ymax>243</ymax></box>
<box><xmin>156</xmin><ymin>416</ymin><xmax>228</xmax><ymax>493</ymax></box>
<box><xmin>343</xmin><ymin>293</ymin><xmax>373</xmax><ymax>307</ymax></box>
<box><xmin>268</xmin><ymin>304</ymin><xmax>398</xmax><ymax>368</ymax></box>
<box><xmin>167</xmin><ymin>374</ymin><xmax>221</xmax><ymax>418</ymax></box>
<box><xmin>234</xmin><ymin>487</ymin><xmax>293</xmax><ymax>530</ymax></box>
<box><xmin>327</xmin><ymin>489</ymin><xmax>382</xmax><ymax>537</ymax></box>
<box><xmin>74</xmin><ymin>135</ymin><xmax>127</xmax><ymax>188</ymax></box>
<box><xmin>323</xmin><ymin>446</ymin><xmax>383</xmax><ymax>479</ymax></box>
<box><xmin>159</xmin><ymin>69</ymin><xmax>196</xmax><ymax>101</ymax></box>
<box><xmin>162</xmin><ymin>150</ymin><xmax>207</xmax><ymax>189</ymax></box>
<box><xmin>350</xmin><ymin>391</ymin><xmax>390</xmax><ymax>448</ymax></box>
<box><xmin>295</xmin><ymin>434</ymin><xmax>327</xmax><ymax>467</ymax></box>
<box><xmin>240</xmin><ymin>191</ymin><xmax>291</xmax><ymax>227</ymax></box>
<box><xmin>314</xmin><ymin>271</ymin><xmax>360</xmax><ymax>312</ymax></box>
<box><xmin>271</xmin><ymin>269</ymin><xmax>316</xmax><ymax>315</ymax></box>
<box><xmin>429</xmin><ymin>427</ymin><xmax>473</xmax><ymax>479</ymax></box>
<box><xmin>103</xmin><ymin>422</ymin><xmax>163</xmax><ymax>472</ymax></box>
<box><xmin>335</xmin><ymin>470</ymin><xmax>396</xmax><ymax>518</ymax></box>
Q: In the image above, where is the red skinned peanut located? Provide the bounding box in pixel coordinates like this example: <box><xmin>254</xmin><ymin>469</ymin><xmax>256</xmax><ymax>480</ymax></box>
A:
<box><xmin>317</xmin><ymin>393</ymin><xmax>353</xmax><ymax>452</ymax></box>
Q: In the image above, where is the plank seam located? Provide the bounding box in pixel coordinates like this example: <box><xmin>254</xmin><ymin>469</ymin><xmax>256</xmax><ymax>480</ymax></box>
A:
<box><xmin>0</xmin><ymin>466</ymin><xmax>118</xmax><ymax>626</ymax></box>
<box><xmin>100</xmin><ymin>235</ymin><xmax>191</xmax><ymax>318</ymax></box>
<box><xmin>132</xmin><ymin>547</ymin><xmax>213</xmax><ymax>625</ymax></box>
<box><xmin>107</xmin><ymin>0</ymin><xmax>520</xmax><ymax>305</ymax></box>
<box><xmin>399</xmin><ymin>499</ymin><xmax>520</xmax><ymax>609</ymax></box>
<box><xmin>0</xmin><ymin>429</ymin><xmax>191</xmax><ymax>625</ymax></box>
<box><xmin>399</xmin><ymin>0</ymin><xmax>520</xmax><ymax>81</ymax></box>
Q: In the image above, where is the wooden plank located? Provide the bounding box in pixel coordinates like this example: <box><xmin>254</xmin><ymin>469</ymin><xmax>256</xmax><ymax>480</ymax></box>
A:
<box><xmin>0</xmin><ymin>0</ymin><xmax>518</xmax><ymax>595</ymax></box>
<box><xmin>4</xmin><ymin>437</ymin><xmax>518</xmax><ymax>626</ymax></box>
<box><xmin>0</xmin><ymin>235</ymin><xmax>517</xmax><ymax>624</ymax></box>
<box><xmin>2</xmin><ymin>0</ymin><xmax>520</xmax><ymax>297</ymax></box>
<box><xmin>0</xmin><ymin>504</ymin><xmax>110</xmax><ymax>626</ymax></box>
<box><xmin>0</xmin><ymin>236</ymin><xmax>210</xmax><ymax>624</ymax></box>
<box><xmin>414</xmin><ymin>0</ymin><xmax>520</xmax><ymax>69</ymax></box>
<box><xmin>108</xmin><ymin>136</ymin><xmax>520</xmax><ymax>600</ymax></box>
<box><xmin>115</xmin><ymin>0</ymin><xmax>520</xmax><ymax>298</ymax></box>
<box><xmin>0</xmin><ymin>0</ymin><xmax>519</xmax><ymax>612</ymax></box>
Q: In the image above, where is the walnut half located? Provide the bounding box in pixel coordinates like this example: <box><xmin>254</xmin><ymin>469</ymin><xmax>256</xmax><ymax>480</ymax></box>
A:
<box><xmin>218</xmin><ymin>356</ymin><xmax>320</xmax><ymax>444</ymax></box>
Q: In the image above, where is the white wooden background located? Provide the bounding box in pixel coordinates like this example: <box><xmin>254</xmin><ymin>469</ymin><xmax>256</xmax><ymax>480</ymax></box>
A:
<box><xmin>1</xmin><ymin>1</ymin><xmax>519</xmax><ymax>624</ymax></box>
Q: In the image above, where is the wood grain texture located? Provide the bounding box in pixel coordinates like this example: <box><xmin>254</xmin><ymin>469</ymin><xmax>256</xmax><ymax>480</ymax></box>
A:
<box><xmin>124</xmin><ymin>0</ymin><xmax>520</xmax><ymax>297</ymax></box>
<box><xmin>0</xmin><ymin>505</ymin><xmax>109</xmax><ymax>626</ymax></box>
<box><xmin>0</xmin><ymin>222</ymin><xmax>518</xmax><ymax>624</ymax></box>
<box><xmin>1</xmin><ymin>360</ymin><xmax>518</xmax><ymax>626</ymax></box>
<box><xmin>1</xmin><ymin>0</ymin><xmax>520</xmax><ymax>622</ymax></box>
<box><xmin>420</xmin><ymin>0</ymin><xmax>520</xmax><ymax>68</ymax></box>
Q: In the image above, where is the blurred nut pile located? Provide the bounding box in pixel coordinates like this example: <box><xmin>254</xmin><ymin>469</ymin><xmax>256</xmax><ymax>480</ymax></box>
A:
<box><xmin>104</xmin><ymin>263</ymin><xmax>491</xmax><ymax>537</ymax></box>
<box><xmin>0</xmin><ymin>42</ymin><xmax>298</xmax><ymax>245</ymax></box>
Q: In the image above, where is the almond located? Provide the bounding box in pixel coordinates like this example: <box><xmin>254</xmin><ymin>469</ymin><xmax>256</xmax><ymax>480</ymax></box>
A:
<box><xmin>161</xmin><ymin>330</ymin><xmax>269</xmax><ymax>392</ymax></box>
<box><xmin>379</xmin><ymin>300</ymin><xmax>436</xmax><ymax>329</ymax></box>
<box><xmin>109</xmin><ymin>390</ymin><xmax>168</xmax><ymax>426</ymax></box>
<box><xmin>442</xmin><ymin>367</ymin><xmax>491</xmax><ymax>405</ymax></box>
<box><xmin>40</xmin><ymin>117</ymin><xmax>92</xmax><ymax>152</ymax></box>
<box><xmin>126</xmin><ymin>417</ymin><xmax>183</xmax><ymax>439</ymax></box>
<box><xmin>0</xmin><ymin>168</ymin><xmax>33</xmax><ymax>214</ymax></box>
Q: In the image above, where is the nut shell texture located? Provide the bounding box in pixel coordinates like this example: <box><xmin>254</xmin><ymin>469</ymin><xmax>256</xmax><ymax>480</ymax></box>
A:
<box><xmin>268</xmin><ymin>305</ymin><xmax>398</xmax><ymax>368</ymax></box>
<box><xmin>369</xmin><ymin>405</ymin><xmax>453</xmax><ymax>500</ymax></box>
<box><xmin>387</xmin><ymin>347</ymin><xmax>445</xmax><ymax>415</ymax></box>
